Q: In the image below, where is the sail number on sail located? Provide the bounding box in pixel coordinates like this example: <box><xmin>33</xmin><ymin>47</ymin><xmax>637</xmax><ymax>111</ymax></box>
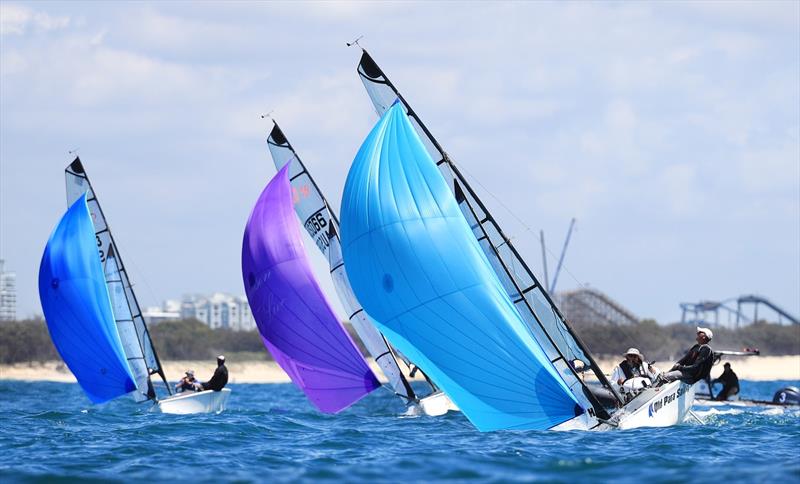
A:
<box><xmin>95</xmin><ymin>235</ymin><xmax>107</xmax><ymax>263</ymax></box>
<box><xmin>304</xmin><ymin>210</ymin><xmax>330</xmax><ymax>251</ymax></box>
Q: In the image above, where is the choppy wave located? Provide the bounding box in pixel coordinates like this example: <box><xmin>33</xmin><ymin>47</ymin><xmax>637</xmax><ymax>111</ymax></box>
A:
<box><xmin>0</xmin><ymin>380</ymin><xmax>797</xmax><ymax>482</ymax></box>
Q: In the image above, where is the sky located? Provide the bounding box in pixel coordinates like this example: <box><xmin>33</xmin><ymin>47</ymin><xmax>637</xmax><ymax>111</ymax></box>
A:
<box><xmin>1</xmin><ymin>1</ymin><xmax>798</xmax><ymax>324</ymax></box>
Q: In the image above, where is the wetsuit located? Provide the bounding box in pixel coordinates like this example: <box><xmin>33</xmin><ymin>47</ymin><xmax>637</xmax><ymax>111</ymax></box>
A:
<box><xmin>202</xmin><ymin>364</ymin><xmax>228</xmax><ymax>391</ymax></box>
<box><xmin>672</xmin><ymin>344</ymin><xmax>714</xmax><ymax>384</ymax></box>
<box><xmin>713</xmin><ymin>367</ymin><xmax>740</xmax><ymax>400</ymax></box>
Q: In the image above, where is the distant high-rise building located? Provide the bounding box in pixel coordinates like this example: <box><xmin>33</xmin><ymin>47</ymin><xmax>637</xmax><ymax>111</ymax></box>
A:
<box><xmin>0</xmin><ymin>259</ymin><xmax>17</xmax><ymax>321</ymax></box>
<box><xmin>178</xmin><ymin>293</ymin><xmax>256</xmax><ymax>331</ymax></box>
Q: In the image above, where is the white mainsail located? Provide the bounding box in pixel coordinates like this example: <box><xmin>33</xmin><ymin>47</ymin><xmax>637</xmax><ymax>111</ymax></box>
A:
<box><xmin>65</xmin><ymin>158</ymin><xmax>168</xmax><ymax>402</ymax></box>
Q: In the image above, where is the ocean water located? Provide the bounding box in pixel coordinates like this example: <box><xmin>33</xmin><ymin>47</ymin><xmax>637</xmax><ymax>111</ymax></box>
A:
<box><xmin>0</xmin><ymin>380</ymin><xmax>798</xmax><ymax>483</ymax></box>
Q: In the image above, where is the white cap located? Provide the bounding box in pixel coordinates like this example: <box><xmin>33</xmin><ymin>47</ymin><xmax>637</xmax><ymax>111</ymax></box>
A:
<box><xmin>696</xmin><ymin>326</ymin><xmax>713</xmax><ymax>340</ymax></box>
<box><xmin>217</xmin><ymin>355</ymin><xmax>226</xmax><ymax>361</ymax></box>
<box><xmin>625</xmin><ymin>348</ymin><xmax>642</xmax><ymax>357</ymax></box>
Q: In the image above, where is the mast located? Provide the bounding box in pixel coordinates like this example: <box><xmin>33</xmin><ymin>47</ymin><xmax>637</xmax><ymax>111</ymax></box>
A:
<box><xmin>266</xmin><ymin>122</ymin><xmax>421</xmax><ymax>402</ymax></box>
<box><xmin>64</xmin><ymin>157</ymin><xmax>171</xmax><ymax>400</ymax></box>
<box><xmin>550</xmin><ymin>217</ymin><xmax>576</xmax><ymax>294</ymax></box>
<box><xmin>355</xmin><ymin>50</ymin><xmax>624</xmax><ymax>414</ymax></box>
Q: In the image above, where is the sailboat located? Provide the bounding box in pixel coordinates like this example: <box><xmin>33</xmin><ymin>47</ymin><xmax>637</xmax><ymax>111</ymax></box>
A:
<box><xmin>349</xmin><ymin>51</ymin><xmax>698</xmax><ymax>430</ymax></box>
<box><xmin>242</xmin><ymin>164</ymin><xmax>381</xmax><ymax>413</ymax></box>
<box><xmin>265</xmin><ymin>121</ymin><xmax>457</xmax><ymax>416</ymax></box>
<box><xmin>39</xmin><ymin>158</ymin><xmax>230</xmax><ymax>414</ymax></box>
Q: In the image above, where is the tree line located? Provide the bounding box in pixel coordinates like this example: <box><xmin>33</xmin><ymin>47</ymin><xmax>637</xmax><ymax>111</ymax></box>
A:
<box><xmin>1</xmin><ymin>317</ymin><xmax>797</xmax><ymax>365</ymax></box>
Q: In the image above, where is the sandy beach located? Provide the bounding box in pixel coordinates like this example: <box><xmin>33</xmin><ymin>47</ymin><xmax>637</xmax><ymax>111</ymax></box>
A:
<box><xmin>1</xmin><ymin>355</ymin><xmax>798</xmax><ymax>384</ymax></box>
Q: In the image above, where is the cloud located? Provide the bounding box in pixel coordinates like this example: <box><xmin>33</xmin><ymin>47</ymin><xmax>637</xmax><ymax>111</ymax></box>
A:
<box><xmin>0</xmin><ymin>3</ymin><xmax>69</xmax><ymax>36</ymax></box>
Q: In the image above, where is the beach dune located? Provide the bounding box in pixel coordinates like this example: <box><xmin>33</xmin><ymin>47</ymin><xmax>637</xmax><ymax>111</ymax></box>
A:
<box><xmin>1</xmin><ymin>355</ymin><xmax>798</xmax><ymax>384</ymax></box>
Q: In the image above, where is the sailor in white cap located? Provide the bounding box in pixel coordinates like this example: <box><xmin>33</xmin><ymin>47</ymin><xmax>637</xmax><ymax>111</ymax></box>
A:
<box><xmin>659</xmin><ymin>327</ymin><xmax>714</xmax><ymax>385</ymax></box>
<box><xmin>201</xmin><ymin>355</ymin><xmax>229</xmax><ymax>391</ymax></box>
<box><xmin>611</xmin><ymin>348</ymin><xmax>659</xmax><ymax>386</ymax></box>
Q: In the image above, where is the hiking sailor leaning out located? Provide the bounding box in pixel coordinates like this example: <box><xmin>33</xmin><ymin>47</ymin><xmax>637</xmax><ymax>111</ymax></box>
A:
<box><xmin>611</xmin><ymin>348</ymin><xmax>660</xmax><ymax>388</ymax></box>
<box><xmin>659</xmin><ymin>327</ymin><xmax>714</xmax><ymax>384</ymax></box>
<box><xmin>202</xmin><ymin>355</ymin><xmax>229</xmax><ymax>391</ymax></box>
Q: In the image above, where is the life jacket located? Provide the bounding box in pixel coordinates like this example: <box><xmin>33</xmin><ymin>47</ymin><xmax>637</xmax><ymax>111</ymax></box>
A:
<box><xmin>619</xmin><ymin>360</ymin><xmax>643</xmax><ymax>380</ymax></box>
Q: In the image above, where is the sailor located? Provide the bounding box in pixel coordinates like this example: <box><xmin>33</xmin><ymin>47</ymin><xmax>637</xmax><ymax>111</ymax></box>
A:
<box><xmin>175</xmin><ymin>370</ymin><xmax>201</xmax><ymax>393</ymax></box>
<box><xmin>201</xmin><ymin>355</ymin><xmax>229</xmax><ymax>391</ymax></box>
<box><xmin>713</xmin><ymin>362</ymin><xmax>740</xmax><ymax>401</ymax></box>
<box><xmin>611</xmin><ymin>348</ymin><xmax>659</xmax><ymax>387</ymax></box>
<box><xmin>659</xmin><ymin>327</ymin><xmax>714</xmax><ymax>384</ymax></box>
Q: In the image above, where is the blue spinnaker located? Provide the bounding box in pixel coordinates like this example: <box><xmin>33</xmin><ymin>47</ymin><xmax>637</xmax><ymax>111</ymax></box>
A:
<box><xmin>38</xmin><ymin>194</ymin><xmax>136</xmax><ymax>404</ymax></box>
<box><xmin>340</xmin><ymin>102</ymin><xmax>582</xmax><ymax>431</ymax></box>
<box><xmin>242</xmin><ymin>165</ymin><xmax>380</xmax><ymax>413</ymax></box>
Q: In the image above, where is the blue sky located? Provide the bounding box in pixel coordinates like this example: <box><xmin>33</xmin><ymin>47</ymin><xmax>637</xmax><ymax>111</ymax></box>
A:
<box><xmin>1</xmin><ymin>1</ymin><xmax>798</xmax><ymax>323</ymax></box>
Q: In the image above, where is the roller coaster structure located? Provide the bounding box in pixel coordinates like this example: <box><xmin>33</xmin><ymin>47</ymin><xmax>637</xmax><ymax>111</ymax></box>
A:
<box><xmin>680</xmin><ymin>295</ymin><xmax>798</xmax><ymax>328</ymax></box>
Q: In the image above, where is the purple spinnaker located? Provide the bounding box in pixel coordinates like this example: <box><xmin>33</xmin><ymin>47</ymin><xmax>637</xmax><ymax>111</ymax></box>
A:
<box><xmin>242</xmin><ymin>165</ymin><xmax>380</xmax><ymax>413</ymax></box>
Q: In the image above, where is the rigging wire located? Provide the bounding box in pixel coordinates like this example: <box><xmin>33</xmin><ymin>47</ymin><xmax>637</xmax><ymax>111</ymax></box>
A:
<box><xmin>453</xmin><ymin>161</ymin><xmax>588</xmax><ymax>290</ymax></box>
<box><xmin>452</xmin><ymin>161</ymin><xmax>646</xmax><ymax>361</ymax></box>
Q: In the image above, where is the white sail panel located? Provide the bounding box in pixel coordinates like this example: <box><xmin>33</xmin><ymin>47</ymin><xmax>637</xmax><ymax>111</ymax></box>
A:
<box><xmin>64</xmin><ymin>158</ymin><xmax>167</xmax><ymax>400</ymax></box>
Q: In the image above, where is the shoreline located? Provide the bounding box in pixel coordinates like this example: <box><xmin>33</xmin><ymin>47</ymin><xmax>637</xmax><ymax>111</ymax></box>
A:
<box><xmin>1</xmin><ymin>355</ymin><xmax>798</xmax><ymax>384</ymax></box>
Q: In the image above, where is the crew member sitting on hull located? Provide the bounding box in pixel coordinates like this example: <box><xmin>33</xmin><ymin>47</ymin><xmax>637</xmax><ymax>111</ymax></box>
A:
<box><xmin>713</xmin><ymin>362</ymin><xmax>740</xmax><ymax>401</ymax></box>
<box><xmin>659</xmin><ymin>327</ymin><xmax>714</xmax><ymax>384</ymax></box>
<box><xmin>202</xmin><ymin>355</ymin><xmax>229</xmax><ymax>391</ymax></box>
<box><xmin>175</xmin><ymin>370</ymin><xmax>201</xmax><ymax>393</ymax></box>
<box><xmin>611</xmin><ymin>348</ymin><xmax>659</xmax><ymax>393</ymax></box>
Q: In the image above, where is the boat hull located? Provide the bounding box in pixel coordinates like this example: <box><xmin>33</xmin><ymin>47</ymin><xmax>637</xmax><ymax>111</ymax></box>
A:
<box><xmin>156</xmin><ymin>389</ymin><xmax>231</xmax><ymax>415</ymax></box>
<box><xmin>614</xmin><ymin>381</ymin><xmax>697</xmax><ymax>429</ymax></box>
<box><xmin>419</xmin><ymin>391</ymin><xmax>459</xmax><ymax>416</ymax></box>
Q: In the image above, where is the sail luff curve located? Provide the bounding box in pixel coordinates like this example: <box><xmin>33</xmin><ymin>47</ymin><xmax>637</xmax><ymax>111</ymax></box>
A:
<box><xmin>38</xmin><ymin>193</ymin><xmax>137</xmax><ymax>404</ymax></box>
<box><xmin>356</xmin><ymin>50</ymin><xmax>622</xmax><ymax>415</ymax></box>
<box><xmin>266</xmin><ymin>122</ymin><xmax>418</xmax><ymax>402</ymax></box>
<box><xmin>340</xmin><ymin>102</ymin><xmax>582</xmax><ymax>431</ymax></box>
<box><xmin>242</xmin><ymin>164</ymin><xmax>380</xmax><ymax>413</ymax></box>
<box><xmin>64</xmin><ymin>157</ymin><xmax>169</xmax><ymax>401</ymax></box>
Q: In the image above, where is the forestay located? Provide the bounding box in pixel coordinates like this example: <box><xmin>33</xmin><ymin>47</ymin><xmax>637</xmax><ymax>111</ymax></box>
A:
<box><xmin>267</xmin><ymin>122</ymin><xmax>417</xmax><ymax>402</ymax></box>
<box><xmin>64</xmin><ymin>158</ymin><xmax>168</xmax><ymax>401</ymax></box>
<box><xmin>38</xmin><ymin>194</ymin><xmax>137</xmax><ymax>403</ymax></box>
<box><xmin>340</xmin><ymin>102</ymin><xmax>582</xmax><ymax>431</ymax></box>
<box><xmin>356</xmin><ymin>50</ymin><xmax>622</xmax><ymax>417</ymax></box>
<box><xmin>242</xmin><ymin>165</ymin><xmax>381</xmax><ymax>413</ymax></box>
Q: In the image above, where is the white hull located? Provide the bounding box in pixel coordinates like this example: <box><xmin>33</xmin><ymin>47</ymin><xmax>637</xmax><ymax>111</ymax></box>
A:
<box><xmin>156</xmin><ymin>389</ymin><xmax>231</xmax><ymax>415</ymax></box>
<box><xmin>404</xmin><ymin>391</ymin><xmax>460</xmax><ymax>417</ymax></box>
<box><xmin>419</xmin><ymin>391</ymin><xmax>459</xmax><ymax>416</ymax></box>
<box><xmin>611</xmin><ymin>381</ymin><xmax>697</xmax><ymax>429</ymax></box>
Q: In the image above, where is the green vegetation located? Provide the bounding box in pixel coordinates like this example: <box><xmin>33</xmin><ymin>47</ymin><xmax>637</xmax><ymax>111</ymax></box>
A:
<box><xmin>574</xmin><ymin>319</ymin><xmax>800</xmax><ymax>360</ymax></box>
<box><xmin>150</xmin><ymin>319</ymin><xmax>265</xmax><ymax>360</ymax></box>
<box><xmin>0</xmin><ymin>318</ymin><xmax>59</xmax><ymax>364</ymax></box>
<box><xmin>1</xmin><ymin>317</ymin><xmax>797</xmax><ymax>365</ymax></box>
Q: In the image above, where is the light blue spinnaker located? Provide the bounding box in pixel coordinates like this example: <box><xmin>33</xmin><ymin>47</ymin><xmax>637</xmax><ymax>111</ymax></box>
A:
<box><xmin>38</xmin><ymin>194</ymin><xmax>136</xmax><ymax>404</ymax></box>
<box><xmin>340</xmin><ymin>102</ymin><xmax>582</xmax><ymax>431</ymax></box>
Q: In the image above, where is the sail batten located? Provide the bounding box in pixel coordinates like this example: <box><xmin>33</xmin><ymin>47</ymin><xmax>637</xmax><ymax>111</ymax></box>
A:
<box><xmin>266</xmin><ymin>122</ymin><xmax>420</xmax><ymax>402</ymax></box>
<box><xmin>341</xmin><ymin>103</ymin><xmax>581</xmax><ymax>431</ymax></box>
<box><xmin>356</xmin><ymin>50</ymin><xmax>622</xmax><ymax>415</ymax></box>
<box><xmin>242</xmin><ymin>165</ymin><xmax>380</xmax><ymax>414</ymax></box>
<box><xmin>64</xmin><ymin>158</ymin><xmax>169</xmax><ymax>401</ymax></box>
